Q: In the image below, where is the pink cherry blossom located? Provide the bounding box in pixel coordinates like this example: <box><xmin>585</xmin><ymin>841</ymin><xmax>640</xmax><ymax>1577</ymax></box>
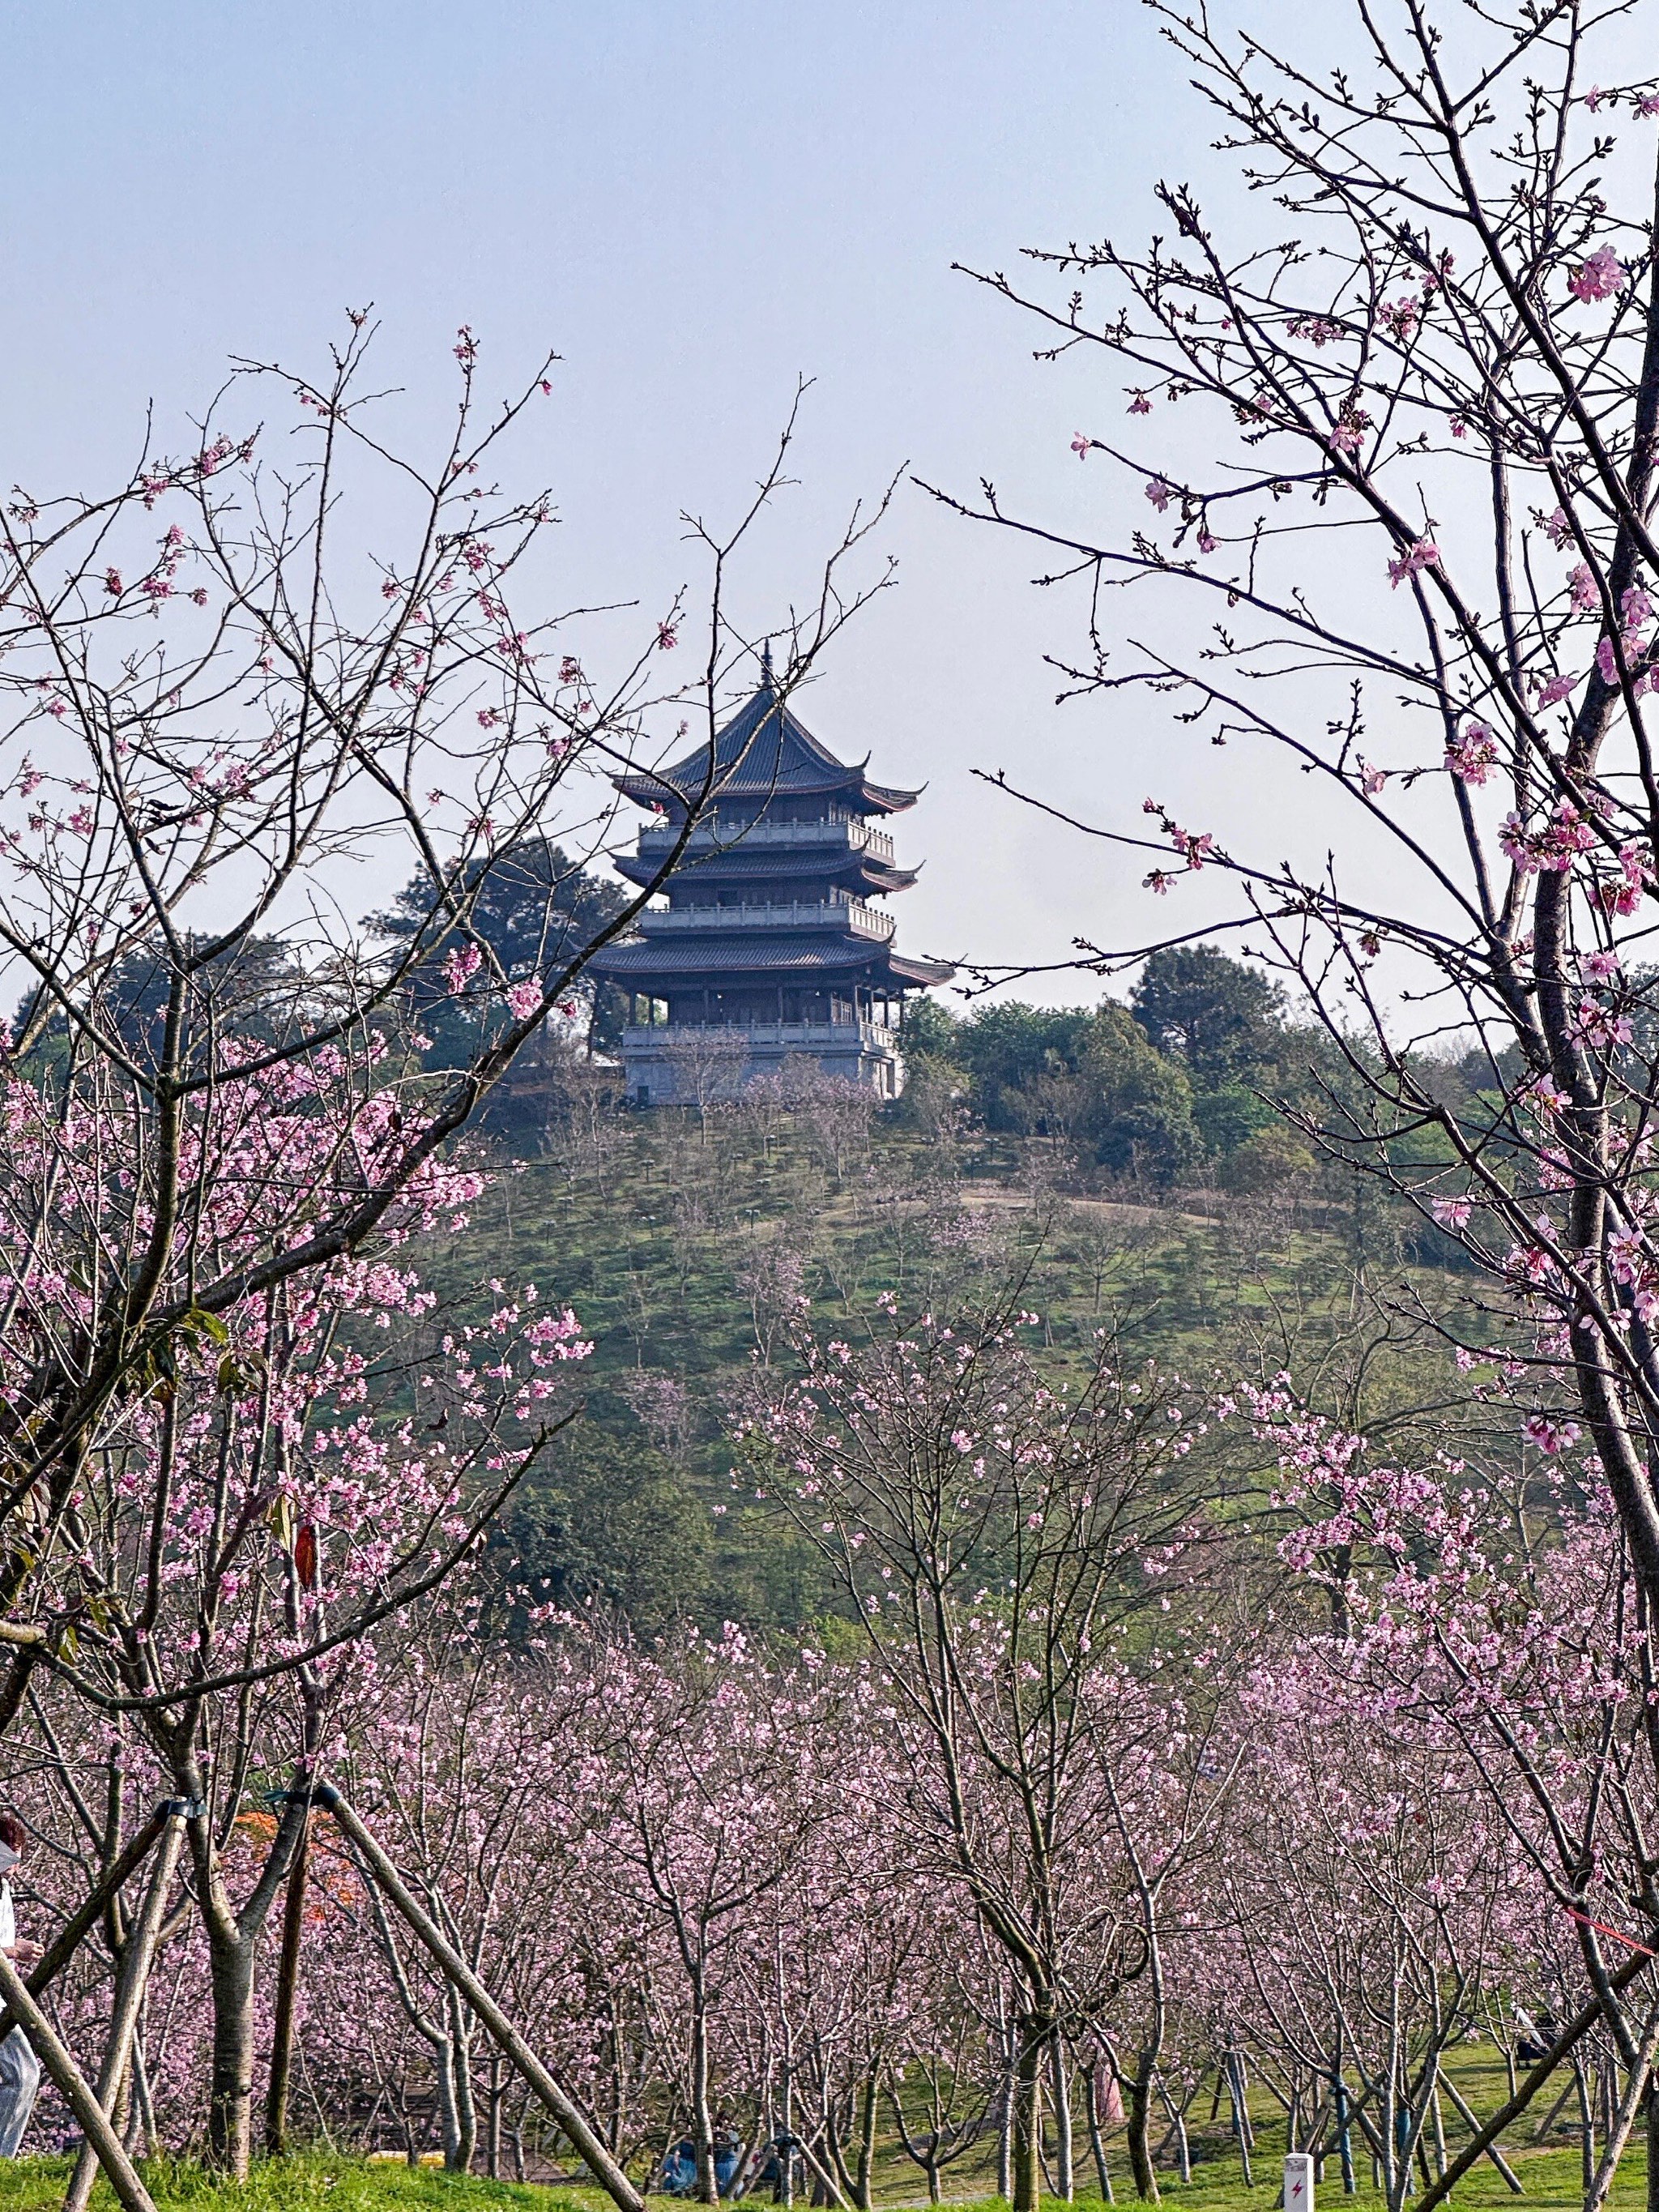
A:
<box><xmin>1500</xmin><ymin>800</ymin><xmax>1597</xmax><ymax>873</ymax></box>
<box><xmin>1568</xmin><ymin>246</ymin><xmax>1627</xmax><ymax>302</ymax></box>
<box><xmin>1388</xmin><ymin>537</ymin><xmax>1440</xmax><ymax>587</ymax></box>
<box><xmin>1522</xmin><ymin>1412</ymin><xmax>1581</xmax><ymax>1454</ymax></box>
<box><xmin>442</xmin><ymin>942</ymin><xmax>483</xmax><ymax>995</ymax></box>
<box><xmin>1446</xmin><ymin>720</ymin><xmax>1499</xmax><ymax>784</ymax></box>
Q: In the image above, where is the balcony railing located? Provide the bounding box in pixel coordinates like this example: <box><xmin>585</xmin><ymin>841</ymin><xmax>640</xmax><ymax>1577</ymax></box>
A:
<box><xmin>622</xmin><ymin>1020</ymin><xmax>898</xmax><ymax>1054</ymax></box>
<box><xmin>637</xmin><ymin>899</ymin><xmax>895</xmax><ymax>942</ymax></box>
<box><xmin>633</xmin><ymin>818</ymin><xmax>895</xmax><ymax>864</ymax></box>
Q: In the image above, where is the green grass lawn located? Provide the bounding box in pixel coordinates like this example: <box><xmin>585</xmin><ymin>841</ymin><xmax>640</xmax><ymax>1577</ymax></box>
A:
<box><xmin>0</xmin><ymin>2151</ymin><xmax>581</xmax><ymax>2212</ymax></box>
<box><xmin>0</xmin><ymin>2140</ymin><xmax>1635</xmax><ymax>2212</ymax></box>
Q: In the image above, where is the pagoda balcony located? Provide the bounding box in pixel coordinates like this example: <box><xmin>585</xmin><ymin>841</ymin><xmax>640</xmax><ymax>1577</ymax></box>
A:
<box><xmin>637</xmin><ymin>899</ymin><xmax>896</xmax><ymax>942</ymax></box>
<box><xmin>622</xmin><ymin>1018</ymin><xmax>899</xmax><ymax>1053</ymax></box>
<box><xmin>633</xmin><ymin>818</ymin><xmax>895</xmax><ymax>864</ymax></box>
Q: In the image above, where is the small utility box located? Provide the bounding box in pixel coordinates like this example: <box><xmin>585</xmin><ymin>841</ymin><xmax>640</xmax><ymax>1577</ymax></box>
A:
<box><xmin>1284</xmin><ymin>2154</ymin><xmax>1315</xmax><ymax>2212</ymax></box>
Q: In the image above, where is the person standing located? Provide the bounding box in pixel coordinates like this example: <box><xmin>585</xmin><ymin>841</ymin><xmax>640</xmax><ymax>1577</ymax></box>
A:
<box><xmin>0</xmin><ymin>1814</ymin><xmax>42</xmax><ymax>2158</ymax></box>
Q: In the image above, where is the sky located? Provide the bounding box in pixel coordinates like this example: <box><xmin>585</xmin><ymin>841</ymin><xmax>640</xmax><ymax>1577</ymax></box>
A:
<box><xmin>2</xmin><ymin>0</ymin><xmax>1329</xmax><ymax>1007</ymax></box>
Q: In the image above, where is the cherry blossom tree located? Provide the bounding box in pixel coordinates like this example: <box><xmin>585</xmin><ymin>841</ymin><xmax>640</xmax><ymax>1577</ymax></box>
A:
<box><xmin>0</xmin><ymin>322</ymin><xmax>891</xmax><ymax>1743</ymax></box>
<box><xmin>582</xmin><ymin>1625</ymin><xmax>846</xmax><ymax>2206</ymax></box>
<box><xmin>0</xmin><ymin>318</ymin><xmax>898</xmax><ymax>2186</ymax></box>
<box><xmin>19</xmin><ymin>1239</ymin><xmax>591</xmax><ymax>2175</ymax></box>
<box><xmin>1218</xmin><ymin>1661</ymin><xmax>1531</xmax><ymax>2212</ymax></box>
<box><xmin>936</xmin><ymin>0</ymin><xmax>1659</xmax><ymax>1644</ymax></box>
<box><xmin>1243</xmin><ymin>1377</ymin><xmax>1659</xmax><ymax>2197</ymax></box>
<box><xmin>741</xmin><ymin>1297</ymin><xmax>1237</xmax><ymax>2208</ymax></box>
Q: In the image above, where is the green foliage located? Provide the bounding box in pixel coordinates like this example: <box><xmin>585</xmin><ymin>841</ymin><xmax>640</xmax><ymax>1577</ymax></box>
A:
<box><xmin>897</xmin><ymin>994</ymin><xmax>960</xmax><ymax>1059</ymax></box>
<box><xmin>1075</xmin><ymin>1004</ymin><xmax>1200</xmax><ymax>1184</ymax></box>
<box><xmin>488</xmin><ymin>1425</ymin><xmax>712</xmax><ymax>1635</ymax></box>
<box><xmin>400</xmin><ymin>1069</ymin><xmax>1487</xmax><ymax>1643</ymax></box>
<box><xmin>897</xmin><ymin>957</ymin><xmax>1308</xmax><ymax>1175</ymax></box>
<box><xmin>369</xmin><ymin>839</ymin><xmax>628</xmax><ymax>1118</ymax></box>
<box><xmin>1191</xmin><ymin>1081</ymin><xmax>1273</xmax><ymax>1156</ymax></box>
<box><xmin>373</xmin><ymin>838</ymin><xmax>626</xmax><ymax>997</ymax></box>
<box><xmin>1131</xmin><ymin>945</ymin><xmax>1286</xmax><ymax>1087</ymax></box>
<box><xmin>946</xmin><ymin>1001</ymin><xmax>1099</xmax><ymax>1130</ymax></box>
<box><xmin>1216</xmin><ymin>1121</ymin><xmax>1316</xmax><ymax>1194</ymax></box>
<box><xmin>14</xmin><ymin>933</ymin><xmax>313</xmax><ymax>1078</ymax></box>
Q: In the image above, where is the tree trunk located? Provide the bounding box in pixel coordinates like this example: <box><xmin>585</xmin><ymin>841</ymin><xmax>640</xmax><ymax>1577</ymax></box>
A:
<box><xmin>781</xmin><ymin>2063</ymin><xmax>795</xmax><ymax>2210</ymax></box>
<box><xmin>130</xmin><ymin>2039</ymin><xmax>159</xmax><ymax>2160</ymax></box>
<box><xmin>691</xmin><ymin>1984</ymin><xmax>718</xmax><ymax>2205</ymax></box>
<box><xmin>854</xmin><ymin>2066</ymin><xmax>879</xmax><ymax>2212</ymax></box>
<box><xmin>1127</xmin><ymin>2056</ymin><xmax>1161</xmax><ymax>2205</ymax></box>
<box><xmin>206</xmin><ymin>1930</ymin><xmax>257</xmax><ymax>2178</ymax></box>
<box><xmin>1576</xmin><ymin>2051</ymin><xmax>1597</xmax><ymax>2196</ymax></box>
<box><xmin>447</xmin><ymin>1990</ymin><xmax>478</xmax><ymax>2172</ymax></box>
<box><xmin>997</xmin><ymin>2050</ymin><xmax>1014</xmax><ymax>2202</ymax></box>
<box><xmin>265</xmin><ymin>1809</ymin><xmax>312</xmax><ymax>2155</ymax></box>
<box><xmin>184</xmin><ymin>1750</ymin><xmax>311</xmax><ymax>2180</ymax></box>
<box><xmin>1333</xmin><ymin>2058</ymin><xmax>1356</xmax><ymax>2197</ymax></box>
<box><xmin>1013</xmin><ymin>2025</ymin><xmax>1046</xmax><ymax>2212</ymax></box>
<box><xmin>1051</xmin><ymin>2040</ymin><xmax>1074</xmax><ymax>2201</ymax></box>
<box><xmin>436</xmin><ymin>2040</ymin><xmax>463</xmax><ymax>2170</ymax></box>
<box><xmin>1085</xmin><ymin>2069</ymin><xmax>1115</xmax><ymax>2205</ymax></box>
<box><xmin>1157</xmin><ymin>2079</ymin><xmax>1190</xmax><ymax>2184</ymax></box>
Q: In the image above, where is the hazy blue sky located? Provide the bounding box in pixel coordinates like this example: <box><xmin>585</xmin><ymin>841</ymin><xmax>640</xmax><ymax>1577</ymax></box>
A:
<box><xmin>2</xmin><ymin>1</ymin><xmax>1320</xmax><ymax>1004</ymax></box>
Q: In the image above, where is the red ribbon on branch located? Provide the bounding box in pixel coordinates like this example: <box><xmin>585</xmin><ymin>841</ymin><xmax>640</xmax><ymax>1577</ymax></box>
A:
<box><xmin>1566</xmin><ymin>1906</ymin><xmax>1659</xmax><ymax>1959</ymax></box>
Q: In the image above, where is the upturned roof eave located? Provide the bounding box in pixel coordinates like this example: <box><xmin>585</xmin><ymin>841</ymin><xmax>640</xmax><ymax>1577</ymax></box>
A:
<box><xmin>612</xmin><ymin>679</ymin><xmax>920</xmax><ymax>816</ymax></box>
<box><xmin>612</xmin><ymin>769</ymin><xmax>919</xmax><ymax>814</ymax></box>
<box><xmin>590</xmin><ymin>935</ymin><xmax>950</xmax><ymax>983</ymax></box>
<box><xmin>612</xmin><ymin>852</ymin><xmax>919</xmax><ymax>895</ymax></box>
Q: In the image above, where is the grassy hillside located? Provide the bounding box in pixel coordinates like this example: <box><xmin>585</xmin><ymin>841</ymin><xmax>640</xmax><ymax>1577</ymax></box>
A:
<box><xmin>400</xmin><ymin>1100</ymin><xmax>1492</xmax><ymax>1632</ymax></box>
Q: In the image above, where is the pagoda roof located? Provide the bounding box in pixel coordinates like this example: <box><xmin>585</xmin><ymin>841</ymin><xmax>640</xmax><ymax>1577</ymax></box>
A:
<box><xmin>590</xmin><ymin>935</ymin><xmax>954</xmax><ymax>987</ymax></box>
<box><xmin>614</xmin><ymin>679</ymin><xmax>920</xmax><ymax>817</ymax></box>
<box><xmin>613</xmin><ymin>848</ymin><xmax>919</xmax><ymax>895</ymax></box>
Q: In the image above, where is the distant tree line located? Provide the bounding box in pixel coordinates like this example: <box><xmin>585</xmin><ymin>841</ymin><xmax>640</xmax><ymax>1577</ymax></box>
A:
<box><xmin>898</xmin><ymin>946</ymin><xmax>1323</xmax><ymax>1189</ymax></box>
<box><xmin>36</xmin><ymin>844</ymin><xmax>1514</xmax><ymax>1201</ymax></box>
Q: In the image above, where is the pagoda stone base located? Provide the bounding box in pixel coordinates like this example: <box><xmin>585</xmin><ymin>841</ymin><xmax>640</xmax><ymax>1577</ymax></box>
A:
<box><xmin>619</xmin><ymin>1023</ymin><xmax>905</xmax><ymax>1107</ymax></box>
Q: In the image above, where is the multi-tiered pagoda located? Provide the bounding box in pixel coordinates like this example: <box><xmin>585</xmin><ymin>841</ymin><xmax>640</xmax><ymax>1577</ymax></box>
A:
<box><xmin>592</xmin><ymin>671</ymin><xmax>953</xmax><ymax>1104</ymax></box>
